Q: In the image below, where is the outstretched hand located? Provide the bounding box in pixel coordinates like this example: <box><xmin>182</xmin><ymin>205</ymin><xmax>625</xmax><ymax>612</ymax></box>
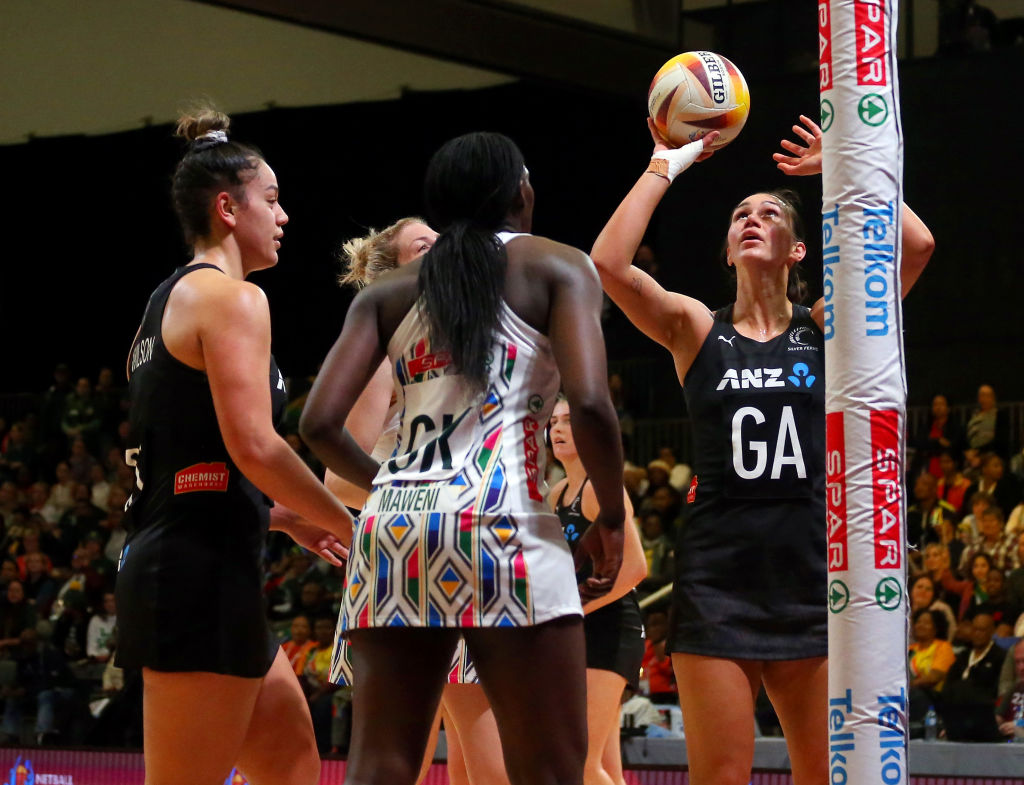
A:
<box><xmin>647</xmin><ymin>118</ymin><xmax>718</xmax><ymax>162</ymax></box>
<box><xmin>270</xmin><ymin>504</ymin><xmax>350</xmax><ymax>567</ymax></box>
<box><xmin>773</xmin><ymin>114</ymin><xmax>823</xmax><ymax>176</ymax></box>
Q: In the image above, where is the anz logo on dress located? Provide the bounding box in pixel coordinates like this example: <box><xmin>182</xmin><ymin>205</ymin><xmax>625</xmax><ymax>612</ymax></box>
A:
<box><xmin>716</xmin><ymin>363</ymin><xmax>816</xmax><ymax>391</ymax></box>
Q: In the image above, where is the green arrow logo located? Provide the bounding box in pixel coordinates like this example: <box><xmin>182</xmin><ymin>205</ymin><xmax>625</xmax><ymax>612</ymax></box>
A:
<box><xmin>875</xmin><ymin>577</ymin><xmax>902</xmax><ymax>611</ymax></box>
<box><xmin>857</xmin><ymin>94</ymin><xmax>888</xmax><ymax>127</ymax></box>
<box><xmin>828</xmin><ymin>579</ymin><xmax>850</xmax><ymax>614</ymax></box>
<box><xmin>820</xmin><ymin>99</ymin><xmax>834</xmax><ymax>132</ymax></box>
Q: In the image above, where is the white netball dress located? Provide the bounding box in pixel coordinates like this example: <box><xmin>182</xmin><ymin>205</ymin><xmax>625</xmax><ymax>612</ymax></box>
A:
<box><xmin>338</xmin><ymin>235</ymin><xmax>581</xmax><ymax>637</ymax></box>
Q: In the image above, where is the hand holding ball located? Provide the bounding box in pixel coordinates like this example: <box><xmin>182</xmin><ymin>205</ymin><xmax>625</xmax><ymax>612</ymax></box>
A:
<box><xmin>648</xmin><ymin>51</ymin><xmax>750</xmax><ymax>149</ymax></box>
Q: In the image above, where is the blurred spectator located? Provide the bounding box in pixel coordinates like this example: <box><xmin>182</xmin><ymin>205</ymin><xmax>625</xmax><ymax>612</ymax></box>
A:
<box><xmin>936</xmin><ymin>449</ymin><xmax>972</xmax><ymax>514</ymax></box>
<box><xmin>51</xmin><ymin>589</ymin><xmax>90</xmax><ymax>663</ymax></box>
<box><xmin>39</xmin><ymin>363</ymin><xmax>73</xmax><ymax>465</ymax></box>
<box><xmin>0</xmin><ymin>628</ymin><xmax>79</xmax><ymax>745</ymax></box>
<box><xmin>281</xmin><ymin>614</ymin><xmax>316</xmax><ymax>676</ymax></box>
<box><xmin>960</xmin><ymin>490</ymin><xmax>995</xmax><ymax>541</ymax></box>
<box><xmin>303</xmin><ymin>617</ymin><xmax>339</xmax><ymax>752</ymax></box>
<box><xmin>908</xmin><ymin>473</ymin><xmax>958</xmax><ymax>549</ymax></box>
<box><xmin>61</xmin><ymin>377</ymin><xmax>102</xmax><ymax>454</ymax></box>
<box><xmin>964</xmin><ymin>384</ymin><xmax>1010</xmax><ymax>461</ymax></box>
<box><xmin>640</xmin><ymin>609</ymin><xmax>676</xmax><ymax>704</ymax></box>
<box><xmin>995</xmin><ymin>640</ymin><xmax>1024</xmax><ymax>739</ymax></box>
<box><xmin>102</xmin><ymin>512</ymin><xmax>128</xmax><ymax>565</ymax></box>
<box><xmin>941</xmin><ymin>552</ymin><xmax>997</xmax><ymax>621</ymax></box>
<box><xmin>22</xmin><ymin>552</ymin><xmax>58</xmax><ymax>617</ymax></box>
<box><xmin>962</xmin><ymin>453</ymin><xmax>1021</xmax><ymax>521</ymax></box>
<box><xmin>86</xmin><ymin>592</ymin><xmax>117</xmax><ymax>663</ymax></box>
<box><xmin>656</xmin><ymin>446</ymin><xmax>692</xmax><ymax>493</ymax></box>
<box><xmin>908</xmin><ymin>608</ymin><xmax>953</xmax><ymax>738</ymax></box>
<box><xmin>67</xmin><ymin>438</ymin><xmax>97</xmax><ymax>486</ymax></box>
<box><xmin>921</xmin><ymin>543</ymin><xmax>961</xmax><ymax>606</ymax></box>
<box><xmin>909</xmin><ymin>608</ymin><xmax>955</xmax><ymax>717</ymax></box>
<box><xmin>951</xmin><ymin>618</ymin><xmax>975</xmax><ymax>659</ymax></box>
<box><xmin>911</xmin><ymin>394</ymin><xmax>963</xmax><ymax>479</ymax></box>
<box><xmin>55</xmin><ymin>486</ymin><xmax>106</xmax><ymax>563</ymax></box>
<box><xmin>53</xmin><ymin>548</ymin><xmax>106</xmax><ymax>613</ymax></box>
<box><xmin>89</xmin><ymin>464</ymin><xmax>112</xmax><ymax>513</ymax></box>
<box><xmin>620</xmin><ymin>685</ymin><xmax>665</xmax><ymax>733</ymax></box>
<box><xmin>0</xmin><ymin>581</ymin><xmax>37</xmax><ymax>652</ymax></box>
<box><xmin>0</xmin><ymin>560</ymin><xmax>18</xmax><ymax>593</ymax></box>
<box><xmin>909</xmin><ymin>574</ymin><xmax>956</xmax><ymax>641</ymax></box>
<box><xmin>15</xmin><ymin>530</ymin><xmax>54</xmax><ymax>580</ymax></box>
<box><xmin>621</xmin><ymin>435</ymin><xmax>647</xmax><ymax>503</ymax></box>
<box><xmin>46</xmin><ymin>462</ymin><xmax>77</xmax><ymax>519</ymax></box>
<box><xmin>940</xmin><ymin>613</ymin><xmax>1004</xmax><ymax>741</ymax></box>
<box><xmin>296</xmin><ymin>581</ymin><xmax>333</xmax><ymax>620</ymax></box>
<box><xmin>1008</xmin><ymin>501</ymin><xmax>1024</xmax><ymax>540</ymax></box>
<box><xmin>981</xmin><ymin>569</ymin><xmax>1015</xmax><ymax>635</ymax></box>
<box><xmin>28</xmin><ymin>482</ymin><xmax>61</xmax><ymax>525</ymax></box>
<box><xmin>958</xmin><ymin>506</ymin><xmax>1019</xmax><ymax>576</ymax></box>
<box><xmin>637</xmin><ymin>512</ymin><xmax>674</xmax><ymax>598</ymax></box>
<box><xmin>0</xmin><ymin>423</ymin><xmax>36</xmax><ymax>482</ymax></box>
<box><xmin>0</xmin><ymin>482</ymin><xmax>22</xmax><ymax>528</ymax></box>
<box><xmin>1006</xmin><ymin>533</ymin><xmax>1024</xmax><ymax>631</ymax></box>
<box><xmin>93</xmin><ymin>367</ymin><xmax>128</xmax><ymax>435</ymax></box>
<box><xmin>82</xmin><ymin>533</ymin><xmax>116</xmax><ymax>594</ymax></box>
<box><xmin>1010</xmin><ymin>429</ymin><xmax>1024</xmax><ymax>484</ymax></box>
<box><xmin>112</xmin><ymin>457</ymin><xmax>137</xmax><ymax>496</ymax></box>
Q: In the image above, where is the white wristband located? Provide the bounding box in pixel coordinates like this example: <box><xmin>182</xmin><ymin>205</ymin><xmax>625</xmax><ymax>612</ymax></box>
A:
<box><xmin>649</xmin><ymin>139</ymin><xmax>705</xmax><ymax>183</ymax></box>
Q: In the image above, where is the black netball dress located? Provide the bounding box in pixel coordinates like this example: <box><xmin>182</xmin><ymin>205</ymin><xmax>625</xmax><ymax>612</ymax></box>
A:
<box><xmin>115</xmin><ymin>263</ymin><xmax>287</xmax><ymax>677</ymax></box>
<box><xmin>669</xmin><ymin>304</ymin><xmax>827</xmax><ymax>660</ymax></box>
<box><xmin>557</xmin><ymin>479</ymin><xmax>645</xmax><ymax>685</ymax></box>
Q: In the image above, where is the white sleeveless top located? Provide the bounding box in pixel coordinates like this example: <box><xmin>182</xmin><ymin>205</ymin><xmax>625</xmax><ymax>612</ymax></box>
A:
<box><xmin>370</xmin><ymin>231</ymin><xmax>558</xmax><ymax>510</ymax></box>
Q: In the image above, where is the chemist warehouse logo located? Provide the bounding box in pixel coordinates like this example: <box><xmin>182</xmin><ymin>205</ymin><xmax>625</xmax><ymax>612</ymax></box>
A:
<box><xmin>174</xmin><ymin>462</ymin><xmax>230</xmax><ymax>494</ymax></box>
<box><xmin>716</xmin><ymin>363</ymin><xmax>817</xmax><ymax>391</ymax></box>
<box><xmin>3</xmin><ymin>755</ymin><xmax>75</xmax><ymax>785</ymax></box>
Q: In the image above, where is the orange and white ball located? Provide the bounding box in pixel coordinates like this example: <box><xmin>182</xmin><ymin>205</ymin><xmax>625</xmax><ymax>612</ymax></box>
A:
<box><xmin>648</xmin><ymin>51</ymin><xmax>750</xmax><ymax>149</ymax></box>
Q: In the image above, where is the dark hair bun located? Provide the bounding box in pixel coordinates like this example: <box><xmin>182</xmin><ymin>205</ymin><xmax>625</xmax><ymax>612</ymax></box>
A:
<box><xmin>174</xmin><ymin>105</ymin><xmax>231</xmax><ymax>143</ymax></box>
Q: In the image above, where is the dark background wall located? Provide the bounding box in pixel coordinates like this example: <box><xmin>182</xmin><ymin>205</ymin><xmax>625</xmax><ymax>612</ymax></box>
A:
<box><xmin>1</xmin><ymin>50</ymin><xmax>1021</xmax><ymax>409</ymax></box>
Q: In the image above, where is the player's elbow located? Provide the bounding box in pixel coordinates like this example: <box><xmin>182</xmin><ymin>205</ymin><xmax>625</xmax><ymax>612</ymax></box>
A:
<box><xmin>224</xmin><ymin>429</ymin><xmax>281</xmax><ymax>476</ymax></box>
<box><xmin>298</xmin><ymin>408</ymin><xmax>338</xmax><ymax>452</ymax></box>
<box><xmin>906</xmin><ymin>225</ymin><xmax>935</xmax><ymax>271</ymax></box>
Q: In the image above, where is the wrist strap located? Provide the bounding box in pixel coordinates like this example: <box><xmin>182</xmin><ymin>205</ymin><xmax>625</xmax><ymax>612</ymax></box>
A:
<box><xmin>650</xmin><ymin>139</ymin><xmax>705</xmax><ymax>183</ymax></box>
<box><xmin>646</xmin><ymin>158</ymin><xmax>670</xmax><ymax>180</ymax></box>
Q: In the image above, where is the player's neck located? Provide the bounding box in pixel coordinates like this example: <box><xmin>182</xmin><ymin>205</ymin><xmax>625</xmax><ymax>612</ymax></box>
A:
<box><xmin>563</xmin><ymin>456</ymin><xmax>587</xmax><ymax>490</ymax></box>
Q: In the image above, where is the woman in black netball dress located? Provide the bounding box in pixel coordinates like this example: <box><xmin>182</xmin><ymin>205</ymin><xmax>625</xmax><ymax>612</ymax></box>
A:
<box><xmin>548</xmin><ymin>396</ymin><xmax>647</xmax><ymax>785</ymax></box>
<box><xmin>590</xmin><ymin>116</ymin><xmax>934</xmax><ymax>785</ymax></box>
<box><xmin>117</xmin><ymin>107</ymin><xmax>352</xmax><ymax>785</ymax></box>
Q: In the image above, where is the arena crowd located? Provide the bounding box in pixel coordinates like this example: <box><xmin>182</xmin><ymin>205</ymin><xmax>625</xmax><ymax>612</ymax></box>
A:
<box><xmin>0</xmin><ymin>358</ymin><xmax>1021</xmax><ymax>748</ymax></box>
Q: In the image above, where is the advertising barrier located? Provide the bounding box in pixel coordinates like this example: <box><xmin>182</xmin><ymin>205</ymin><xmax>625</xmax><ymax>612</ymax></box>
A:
<box><xmin>1</xmin><ymin>748</ymin><xmax>1020</xmax><ymax>785</ymax></box>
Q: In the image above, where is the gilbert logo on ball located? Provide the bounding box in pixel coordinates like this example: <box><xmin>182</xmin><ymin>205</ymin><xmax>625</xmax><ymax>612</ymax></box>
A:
<box><xmin>648</xmin><ymin>51</ymin><xmax>750</xmax><ymax>149</ymax></box>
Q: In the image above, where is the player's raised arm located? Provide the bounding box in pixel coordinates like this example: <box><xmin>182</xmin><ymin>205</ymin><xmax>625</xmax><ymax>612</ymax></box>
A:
<box><xmin>590</xmin><ymin>122</ymin><xmax>717</xmax><ymax>355</ymax></box>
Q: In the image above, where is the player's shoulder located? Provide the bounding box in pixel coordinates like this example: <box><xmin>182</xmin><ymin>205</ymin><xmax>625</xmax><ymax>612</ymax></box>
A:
<box><xmin>547</xmin><ymin>476</ymin><xmax>569</xmax><ymax>509</ymax></box>
<box><xmin>510</xmin><ymin>235</ymin><xmax>596</xmax><ymax>283</ymax></box>
<box><xmin>174</xmin><ymin>267</ymin><xmax>268</xmax><ymax>321</ymax></box>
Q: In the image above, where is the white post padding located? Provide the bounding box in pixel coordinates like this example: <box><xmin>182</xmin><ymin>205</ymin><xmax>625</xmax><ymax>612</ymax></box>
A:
<box><xmin>820</xmin><ymin>2</ymin><xmax>909</xmax><ymax>785</ymax></box>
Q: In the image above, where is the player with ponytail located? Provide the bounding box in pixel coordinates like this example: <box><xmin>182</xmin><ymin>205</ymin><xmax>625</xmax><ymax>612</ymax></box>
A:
<box><xmin>302</xmin><ymin>131</ymin><xmax>625</xmax><ymax>785</ymax></box>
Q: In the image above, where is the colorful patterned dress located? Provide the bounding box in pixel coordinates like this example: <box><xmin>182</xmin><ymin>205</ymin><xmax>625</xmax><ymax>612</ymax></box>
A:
<box><xmin>332</xmin><ymin>236</ymin><xmax>579</xmax><ymax>682</ymax></box>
